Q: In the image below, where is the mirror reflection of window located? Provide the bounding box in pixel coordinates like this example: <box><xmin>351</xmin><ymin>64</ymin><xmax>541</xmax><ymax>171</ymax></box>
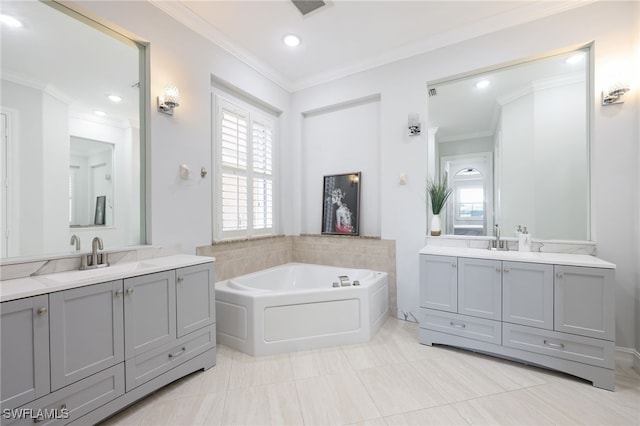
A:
<box><xmin>452</xmin><ymin>167</ymin><xmax>486</xmax><ymax>236</ymax></box>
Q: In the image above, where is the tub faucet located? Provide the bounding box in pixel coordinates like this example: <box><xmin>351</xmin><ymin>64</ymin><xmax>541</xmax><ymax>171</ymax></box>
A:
<box><xmin>338</xmin><ymin>275</ymin><xmax>351</xmax><ymax>286</ymax></box>
<box><xmin>70</xmin><ymin>234</ymin><xmax>80</xmax><ymax>251</ymax></box>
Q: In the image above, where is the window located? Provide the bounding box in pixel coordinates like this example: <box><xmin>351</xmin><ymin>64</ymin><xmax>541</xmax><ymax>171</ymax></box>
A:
<box><xmin>214</xmin><ymin>95</ymin><xmax>275</xmax><ymax>240</ymax></box>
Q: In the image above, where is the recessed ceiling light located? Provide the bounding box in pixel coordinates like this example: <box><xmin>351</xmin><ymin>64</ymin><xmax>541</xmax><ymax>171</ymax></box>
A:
<box><xmin>94</xmin><ymin>110</ymin><xmax>106</xmax><ymax>117</ymax></box>
<box><xmin>108</xmin><ymin>94</ymin><xmax>122</xmax><ymax>103</ymax></box>
<box><xmin>0</xmin><ymin>14</ymin><xmax>23</xmax><ymax>28</ymax></box>
<box><xmin>475</xmin><ymin>80</ymin><xmax>490</xmax><ymax>89</ymax></box>
<box><xmin>566</xmin><ymin>53</ymin><xmax>585</xmax><ymax>64</ymax></box>
<box><xmin>283</xmin><ymin>34</ymin><xmax>301</xmax><ymax>47</ymax></box>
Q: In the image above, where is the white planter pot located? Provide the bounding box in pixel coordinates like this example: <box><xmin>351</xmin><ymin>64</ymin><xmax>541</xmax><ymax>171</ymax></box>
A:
<box><xmin>431</xmin><ymin>214</ymin><xmax>441</xmax><ymax>236</ymax></box>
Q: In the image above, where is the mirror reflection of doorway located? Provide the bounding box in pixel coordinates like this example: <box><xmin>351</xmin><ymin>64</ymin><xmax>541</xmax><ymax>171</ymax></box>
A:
<box><xmin>441</xmin><ymin>153</ymin><xmax>493</xmax><ymax>236</ymax></box>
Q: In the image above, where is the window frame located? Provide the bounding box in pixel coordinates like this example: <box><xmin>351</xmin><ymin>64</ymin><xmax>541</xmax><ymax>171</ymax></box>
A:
<box><xmin>212</xmin><ymin>93</ymin><xmax>277</xmax><ymax>241</ymax></box>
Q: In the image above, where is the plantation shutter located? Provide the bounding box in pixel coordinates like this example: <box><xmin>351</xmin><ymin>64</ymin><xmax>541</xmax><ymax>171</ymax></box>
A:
<box><xmin>215</xmin><ymin>95</ymin><xmax>276</xmax><ymax>239</ymax></box>
<box><xmin>252</xmin><ymin>118</ymin><xmax>273</xmax><ymax>230</ymax></box>
<box><xmin>220</xmin><ymin>103</ymin><xmax>249</xmax><ymax>232</ymax></box>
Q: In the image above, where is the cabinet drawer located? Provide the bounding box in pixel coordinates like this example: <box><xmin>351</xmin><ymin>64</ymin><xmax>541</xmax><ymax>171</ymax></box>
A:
<box><xmin>503</xmin><ymin>323</ymin><xmax>614</xmax><ymax>368</ymax></box>
<box><xmin>125</xmin><ymin>325</ymin><xmax>215</xmax><ymax>391</ymax></box>
<box><xmin>3</xmin><ymin>364</ymin><xmax>124</xmax><ymax>426</ymax></box>
<box><xmin>419</xmin><ymin>308</ymin><xmax>501</xmax><ymax>345</ymax></box>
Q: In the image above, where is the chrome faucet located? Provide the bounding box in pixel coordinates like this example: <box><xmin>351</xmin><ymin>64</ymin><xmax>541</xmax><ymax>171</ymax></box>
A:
<box><xmin>91</xmin><ymin>237</ymin><xmax>103</xmax><ymax>267</ymax></box>
<box><xmin>70</xmin><ymin>235</ymin><xmax>80</xmax><ymax>251</ymax></box>
<box><xmin>338</xmin><ymin>275</ymin><xmax>351</xmax><ymax>286</ymax></box>
<box><xmin>490</xmin><ymin>224</ymin><xmax>508</xmax><ymax>251</ymax></box>
<box><xmin>80</xmin><ymin>237</ymin><xmax>109</xmax><ymax>270</ymax></box>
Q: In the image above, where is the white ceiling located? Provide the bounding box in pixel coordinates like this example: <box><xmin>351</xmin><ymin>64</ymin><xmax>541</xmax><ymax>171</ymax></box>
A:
<box><xmin>152</xmin><ymin>0</ymin><xmax>594</xmax><ymax>91</ymax></box>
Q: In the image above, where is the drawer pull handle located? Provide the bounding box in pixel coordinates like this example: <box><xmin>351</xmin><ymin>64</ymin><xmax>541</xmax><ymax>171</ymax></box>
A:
<box><xmin>33</xmin><ymin>404</ymin><xmax>67</xmax><ymax>423</ymax></box>
<box><xmin>450</xmin><ymin>321</ymin><xmax>466</xmax><ymax>329</ymax></box>
<box><xmin>543</xmin><ymin>340</ymin><xmax>565</xmax><ymax>349</ymax></box>
<box><xmin>37</xmin><ymin>307</ymin><xmax>48</xmax><ymax>316</ymax></box>
<box><xmin>169</xmin><ymin>347</ymin><xmax>186</xmax><ymax>358</ymax></box>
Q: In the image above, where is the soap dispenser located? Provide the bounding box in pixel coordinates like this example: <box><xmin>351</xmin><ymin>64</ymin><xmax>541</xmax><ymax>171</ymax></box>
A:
<box><xmin>518</xmin><ymin>227</ymin><xmax>531</xmax><ymax>252</ymax></box>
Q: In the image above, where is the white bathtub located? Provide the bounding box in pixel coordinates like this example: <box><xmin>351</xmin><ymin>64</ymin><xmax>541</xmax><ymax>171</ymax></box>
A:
<box><xmin>215</xmin><ymin>263</ymin><xmax>389</xmax><ymax>356</ymax></box>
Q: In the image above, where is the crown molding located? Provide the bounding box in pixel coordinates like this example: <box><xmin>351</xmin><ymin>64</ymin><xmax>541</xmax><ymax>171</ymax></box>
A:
<box><xmin>150</xmin><ymin>0</ymin><xmax>597</xmax><ymax>93</ymax></box>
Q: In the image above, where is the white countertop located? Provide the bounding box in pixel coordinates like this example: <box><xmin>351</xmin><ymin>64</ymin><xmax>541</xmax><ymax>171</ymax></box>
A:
<box><xmin>419</xmin><ymin>246</ymin><xmax>616</xmax><ymax>269</ymax></box>
<box><xmin>0</xmin><ymin>254</ymin><xmax>214</xmax><ymax>302</ymax></box>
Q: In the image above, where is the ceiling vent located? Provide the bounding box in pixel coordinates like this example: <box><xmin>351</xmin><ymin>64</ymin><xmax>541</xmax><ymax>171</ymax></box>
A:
<box><xmin>291</xmin><ymin>0</ymin><xmax>326</xmax><ymax>16</ymax></box>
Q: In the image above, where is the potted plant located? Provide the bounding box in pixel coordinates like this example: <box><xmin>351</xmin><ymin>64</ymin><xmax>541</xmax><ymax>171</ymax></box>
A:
<box><xmin>427</xmin><ymin>176</ymin><xmax>453</xmax><ymax>236</ymax></box>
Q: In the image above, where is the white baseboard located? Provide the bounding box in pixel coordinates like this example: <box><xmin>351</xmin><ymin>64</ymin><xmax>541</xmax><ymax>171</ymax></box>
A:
<box><xmin>615</xmin><ymin>346</ymin><xmax>640</xmax><ymax>375</ymax></box>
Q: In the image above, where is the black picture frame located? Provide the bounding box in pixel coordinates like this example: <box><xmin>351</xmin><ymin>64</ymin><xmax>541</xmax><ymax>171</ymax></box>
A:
<box><xmin>94</xmin><ymin>195</ymin><xmax>106</xmax><ymax>225</ymax></box>
<box><xmin>321</xmin><ymin>172</ymin><xmax>361</xmax><ymax>236</ymax></box>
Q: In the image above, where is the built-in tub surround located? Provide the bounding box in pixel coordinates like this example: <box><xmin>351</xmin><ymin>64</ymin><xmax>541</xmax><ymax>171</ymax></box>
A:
<box><xmin>215</xmin><ymin>263</ymin><xmax>388</xmax><ymax>356</ymax></box>
<box><xmin>197</xmin><ymin>234</ymin><xmax>397</xmax><ymax>316</ymax></box>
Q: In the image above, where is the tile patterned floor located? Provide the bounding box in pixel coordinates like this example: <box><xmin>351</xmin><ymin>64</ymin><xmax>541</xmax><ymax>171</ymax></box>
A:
<box><xmin>101</xmin><ymin>317</ymin><xmax>640</xmax><ymax>426</ymax></box>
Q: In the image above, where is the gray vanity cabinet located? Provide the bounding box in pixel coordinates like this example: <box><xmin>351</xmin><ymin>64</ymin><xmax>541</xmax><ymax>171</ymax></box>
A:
<box><xmin>176</xmin><ymin>263</ymin><xmax>215</xmax><ymax>338</ymax></box>
<box><xmin>502</xmin><ymin>261</ymin><xmax>554</xmax><ymax>330</ymax></box>
<box><xmin>0</xmin><ymin>295</ymin><xmax>50</xmax><ymax>411</ymax></box>
<box><xmin>458</xmin><ymin>258</ymin><xmax>502</xmax><ymax>320</ymax></box>
<box><xmin>419</xmin><ymin>252</ymin><xmax>616</xmax><ymax>390</ymax></box>
<box><xmin>123</xmin><ymin>271</ymin><xmax>176</xmax><ymax>359</ymax></box>
<box><xmin>124</xmin><ymin>264</ymin><xmax>216</xmax><ymax>391</ymax></box>
<box><xmin>554</xmin><ymin>265</ymin><xmax>614</xmax><ymax>340</ymax></box>
<box><xmin>419</xmin><ymin>254</ymin><xmax>457</xmax><ymax>312</ymax></box>
<box><xmin>49</xmin><ymin>280</ymin><xmax>124</xmax><ymax>391</ymax></box>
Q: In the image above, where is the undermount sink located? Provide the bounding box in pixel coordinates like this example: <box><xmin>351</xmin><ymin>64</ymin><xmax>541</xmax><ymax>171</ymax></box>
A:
<box><xmin>39</xmin><ymin>261</ymin><xmax>157</xmax><ymax>284</ymax></box>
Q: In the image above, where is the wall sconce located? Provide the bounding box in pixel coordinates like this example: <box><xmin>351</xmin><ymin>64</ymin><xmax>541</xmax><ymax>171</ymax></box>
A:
<box><xmin>158</xmin><ymin>85</ymin><xmax>180</xmax><ymax>115</ymax></box>
<box><xmin>408</xmin><ymin>112</ymin><xmax>421</xmax><ymax>136</ymax></box>
<box><xmin>602</xmin><ymin>82</ymin><xmax>630</xmax><ymax>105</ymax></box>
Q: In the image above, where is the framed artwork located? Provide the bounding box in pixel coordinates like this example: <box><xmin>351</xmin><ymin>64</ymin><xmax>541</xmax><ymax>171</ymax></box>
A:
<box><xmin>94</xmin><ymin>195</ymin><xmax>106</xmax><ymax>225</ymax></box>
<box><xmin>321</xmin><ymin>172</ymin><xmax>361</xmax><ymax>236</ymax></box>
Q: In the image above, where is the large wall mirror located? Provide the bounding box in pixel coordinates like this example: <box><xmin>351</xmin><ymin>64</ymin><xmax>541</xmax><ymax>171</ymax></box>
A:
<box><xmin>1</xmin><ymin>0</ymin><xmax>146</xmax><ymax>259</ymax></box>
<box><xmin>427</xmin><ymin>45</ymin><xmax>591</xmax><ymax>241</ymax></box>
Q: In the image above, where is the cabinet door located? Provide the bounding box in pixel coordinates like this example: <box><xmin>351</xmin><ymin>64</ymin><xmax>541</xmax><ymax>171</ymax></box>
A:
<box><xmin>502</xmin><ymin>261</ymin><xmax>553</xmax><ymax>330</ymax></box>
<box><xmin>554</xmin><ymin>266</ymin><xmax>614</xmax><ymax>341</ymax></box>
<box><xmin>458</xmin><ymin>257</ymin><xmax>502</xmax><ymax>320</ymax></box>
<box><xmin>419</xmin><ymin>254</ymin><xmax>457</xmax><ymax>313</ymax></box>
<box><xmin>176</xmin><ymin>263</ymin><xmax>215</xmax><ymax>338</ymax></box>
<box><xmin>124</xmin><ymin>271</ymin><xmax>176</xmax><ymax>359</ymax></box>
<box><xmin>0</xmin><ymin>295</ymin><xmax>50</xmax><ymax>410</ymax></box>
<box><xmin>49</xmin><ymin>280</ymin><xmax>124</xmax><ymax>391</ymax></box>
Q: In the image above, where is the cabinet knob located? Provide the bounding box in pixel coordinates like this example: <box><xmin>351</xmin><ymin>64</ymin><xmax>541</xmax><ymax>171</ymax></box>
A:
<box><xmin>556</xmin><ymin>273</ymin><xmax>563</xmax><ymax>279</ymax></box>
<box><xmin>37</xmin><ymin>307</ymin><xmax>48</xmax><ymax>316</ymax></box>
<box><xmin>177</xmin><ymin>277</ymin><xmax>184</xmax><ymax>283</ymax></box>
<box><xmin>451</xmin><ymin>263</ymin><xmax>457</xmax><ymax>267</ymax></box>
<box><xmin>115</xmin><ymin>289</ymin><xmax>124</xmax><ymax>297</ymax></box>
<box><xmin>504</xmin><ymin>268</ymin><xmax>510</xmax><ymax>273</ymax></box>
<box><xmin>126</xmin><ymin>288</ymin><xmax>134</xmax><ymax>295</ymax></box>
<box><xmin>496</xmin><ymin>267</ymin><xmax>501</xmax><ymax>272</ymax></box>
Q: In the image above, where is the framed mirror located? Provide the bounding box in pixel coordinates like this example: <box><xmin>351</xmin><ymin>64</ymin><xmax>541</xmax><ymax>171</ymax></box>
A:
<box><xmin>427</xmin><ymin>45</ymin><xmax>591</xmax><ymax>240</ymax></box>
<box><xmin>1</xmin><ymin>0</ymin><xmax>146</xmax><ymax>258</ymax></box>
